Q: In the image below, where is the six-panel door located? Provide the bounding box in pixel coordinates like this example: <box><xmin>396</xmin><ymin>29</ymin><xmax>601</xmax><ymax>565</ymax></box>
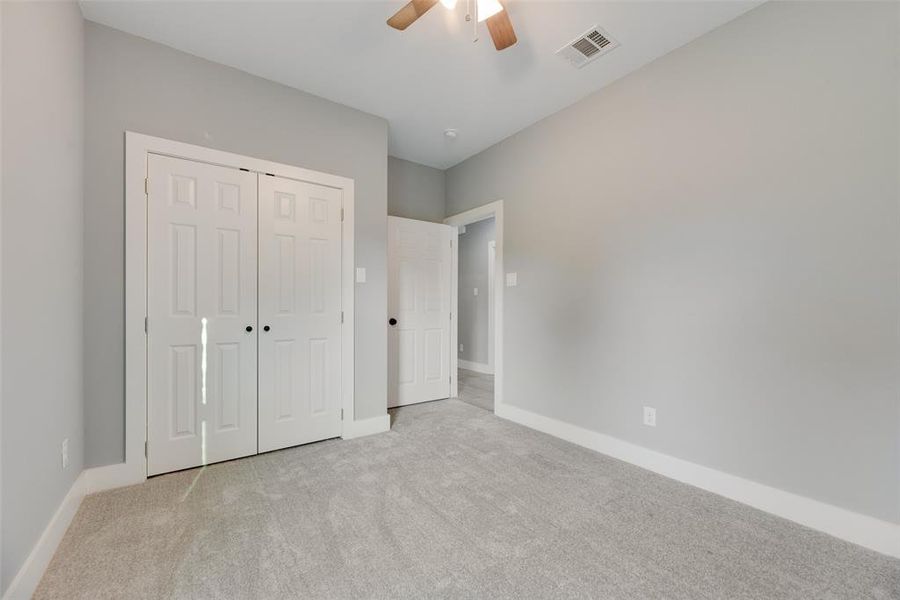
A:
<box><xmin>147</xmin><ymin>156</ymin><xmax>346</xmax><ymax>476</ymax></box>
<box><xmin>147</xmin><ymin>155</ymin><xmax>259</xmax><ymax>476</ymax></box>
<box><xmin>387</xmin><ymin>217</ymin><xmax>453</xmax><ymax>408</ymax></box>
<box><xmin>257</xmin><ymin>175</ymin><xmax>343</xmax><ymax>453</ymax></box>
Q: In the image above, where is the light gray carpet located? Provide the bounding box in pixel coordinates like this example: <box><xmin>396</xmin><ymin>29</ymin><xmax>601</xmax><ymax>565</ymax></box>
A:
<box><xmin>37</xmin><ymin>399</ymin><xmax>898</xmax><ymax>599</ymax></box>
<box><xmin>458</xmin><ymin>368</ymin><xmax>494</xmax><ymax>412</ymax></box>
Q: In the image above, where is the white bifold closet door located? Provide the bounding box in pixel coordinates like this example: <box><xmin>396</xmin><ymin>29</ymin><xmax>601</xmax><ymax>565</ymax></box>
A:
<box><xmin>257</xmin><ymin>175</ymin><xmax>343</xmax><ymax>453</ymax></box>
<box><xmin>387</xmin><ymin>217</ymin><xmax>453</xmax><ymax>408</ymax></box>
<box><xmin>147</xmin><ymin>156</ymin><xmax>344</xmax><ymax>476</ymax></box>
<box><xmin>147</xmin><ymin>154</ymin><xmax>258</xmax><ymax>476</ymax></box>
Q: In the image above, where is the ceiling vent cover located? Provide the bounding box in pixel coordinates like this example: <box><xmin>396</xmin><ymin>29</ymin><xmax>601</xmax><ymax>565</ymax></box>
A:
<box><xmin>556</xmin><ymin>26</ymin><xmax>619</xmax><ymax>68</ymax></box>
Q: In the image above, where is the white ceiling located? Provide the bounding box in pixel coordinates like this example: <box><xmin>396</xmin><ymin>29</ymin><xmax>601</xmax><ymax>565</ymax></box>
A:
<box><xmin>80</xmin><ymin>1</ymin><xmax>761</xmax><ymax>169</ymax></box>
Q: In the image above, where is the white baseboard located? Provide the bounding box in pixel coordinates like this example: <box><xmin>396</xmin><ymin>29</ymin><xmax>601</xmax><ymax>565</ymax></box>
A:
<box><xmin>83</xmin><ymin>462</ymin><xmax>145</xmax><ymax>494</ymax></box>
<box><xmin>458</xmin><ymin>359</ymin><xmax>493</xmax><ymax>375</ymax></box>
<box><xmin>2</xmin><ymin>473</ymin><xmax>87</xmax><ymax>600</ymax></box>
<box><xmin>2</xmin><ymin>418</ymin><xmax>398</xmax><ymax>599</ymax></box>
<box><xmin>495</xmin><ymin>402</ymin><xmax>900</xmax><ymax>559</ymax></box>
<box><xmin>1</xmin><ymin>462</ymin><xmax>149</xmax><ymax>600</ymax></box>
<box><xmin>12</xmin><ymin>405</ymin><xmax>892</xmax><ymax>600</ymax></box>
<box><xmin>342</xmin><ymin>414</ymin><xmax>391</xmax><ymax>440</ymax></box>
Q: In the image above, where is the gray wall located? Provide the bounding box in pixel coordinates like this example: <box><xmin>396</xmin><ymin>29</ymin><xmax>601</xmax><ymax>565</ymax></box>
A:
<box><xmin>1</xmin><ymin>1</ymin><xmax>84</xmax><ymax>590</ymax></box>
<box><xmin>85</xmin><ymin>22</ymin><xmax>389</xmax><ymax>467</ymax></box>
<box><xmin>387</xmin><ymin>156</ymin><xmax>445</xmax><ymax>223</ymax></box>
<box><xmin>458</xmin><ymin>218</ymin><xmax>495</xmax><ymax>366</ymax></box>
<box><xmin>446</xmin><ymin>1</ymin><xmax>900</xmax><ymax>523</ymax></box>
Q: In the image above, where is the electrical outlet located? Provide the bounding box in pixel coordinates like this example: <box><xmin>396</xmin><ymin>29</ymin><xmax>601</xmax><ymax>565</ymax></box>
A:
<box><xmin>643</xmin><ymin>406</ymin><xmax>656</xmax><ymax>427</ymax></box>
<box><xmin>506</xmin><ymin>272</ymin><xmax>518</xmax><ymax>287</ymax></box>
<box><xmin>61</xmin><ymin>438</ymin><xmax>70</xmax><ymax>469</ymax></box>
<box><xmin>459</xmin><ymin>343</ymin><xmax>464</xmax><ymax>352</ymax></box>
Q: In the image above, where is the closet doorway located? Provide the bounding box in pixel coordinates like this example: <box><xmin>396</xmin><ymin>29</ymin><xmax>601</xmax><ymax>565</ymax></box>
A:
<box><xmin>127</xmin><ymin>133</ymin><xmax>355</xmax><ymax>478</ymax></box>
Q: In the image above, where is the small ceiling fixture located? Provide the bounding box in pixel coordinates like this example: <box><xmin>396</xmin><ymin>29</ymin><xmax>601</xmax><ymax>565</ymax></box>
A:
<box><xmin>387</xmin><ymin>0</ymin><xmax>517</xmax><ymax>51</ymax></box>
<box><xmin>444</xmin><ymin>128</ymin><xmax>459</xmax><ymax>139</ymax></box>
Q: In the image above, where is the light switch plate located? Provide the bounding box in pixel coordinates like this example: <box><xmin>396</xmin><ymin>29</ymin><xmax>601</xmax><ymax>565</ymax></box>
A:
<box><xmin>506</xmin><ymin>272</ymin><xmax>518</xmax><ymax>287</ymax></box>
<box><xmin>473</xmin><ymin>287</ymin><xmax>479</xmax><ymax>296</ymax></box>
<box><xmin>356</xmin><ymin>267</ymin><xmax>366</xmax><ymax>283</ymax></box>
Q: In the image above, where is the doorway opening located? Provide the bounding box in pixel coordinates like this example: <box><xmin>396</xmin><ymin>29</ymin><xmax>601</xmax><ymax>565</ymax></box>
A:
<box><xmin>125</xmin><ymin>132</ymin><xmax>357</xmax><ymax>484</ymax></box>
<box><xmin>445</xmin><ymin>200</ymin><xmax>504</xmax><ymax>415</ymax></box>
<box><xmin>455</xmin><ymin>217</ymin><xmax>496</xmax><ymax>412</ymax></box>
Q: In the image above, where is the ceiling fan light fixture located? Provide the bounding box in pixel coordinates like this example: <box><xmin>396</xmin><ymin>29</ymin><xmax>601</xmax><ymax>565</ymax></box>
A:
<box><xmin>476</xmin><ymin>0</ymin><xmax>503</xmax><ymax>22</ymax></box>
<box><xmin>440</xmin><ymin>0</ymin><xmax>457</xmax><ymax>9</ymax></box>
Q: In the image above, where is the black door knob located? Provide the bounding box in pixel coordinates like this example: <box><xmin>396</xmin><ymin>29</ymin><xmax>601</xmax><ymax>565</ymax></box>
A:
<box><xmin>246</xmin><ymin>325</ymin><xmax>253</xmax><ymax>332</ymax></box>
<box><xmin>389</xmin><ymin>318</ymin><xmax>397</xmax><ymax>326</ymax></box>
<box><xmin>263</xmin><ymin>325</ymin><xmax>270</xmax><ymax>332</ymax></box>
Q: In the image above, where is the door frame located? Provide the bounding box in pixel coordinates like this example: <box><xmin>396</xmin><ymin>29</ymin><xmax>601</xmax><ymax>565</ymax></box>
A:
<box><xmin>124</xmin><ymin>131</ymin><xmax>355</xmax><ymax>482</ymax></box>
<box><xmin>444</xmin><ymin>201</ymin><xmax>504</xmax><ymax>410</ymax></box>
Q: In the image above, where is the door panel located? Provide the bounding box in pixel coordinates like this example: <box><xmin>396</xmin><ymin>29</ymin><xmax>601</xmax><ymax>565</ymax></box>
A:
<box><xmin>147</xmin><ymin>154</ymin><xmax>258</xmax><ymax>476</ymax></box>
<box><xmin>258</xmin><ymin>175</ymin><xmax>343</xmax><ymax>453</ymax></box>
<box><xmin>388</xmin><ymin>217</ymin><xmax>453</xmax><ymax>407</ymax></box>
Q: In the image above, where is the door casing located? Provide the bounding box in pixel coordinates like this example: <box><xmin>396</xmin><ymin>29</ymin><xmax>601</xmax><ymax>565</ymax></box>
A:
<box><xmin>124</xmin><ymin>132</ymin><xmax>356</xmax><ymax>483</ymax></box>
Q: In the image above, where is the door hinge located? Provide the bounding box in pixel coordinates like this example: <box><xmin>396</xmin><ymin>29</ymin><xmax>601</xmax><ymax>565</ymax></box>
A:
<box><xmin>144</xmin><ymin>178</ymin><xmax>149</xmax><ymax>195</ymax></box>
<box><xmin>144</xmin><ymin>441</ymin><xmax>148</xmax><ymax>457</ymax></box>
<box><xmin>144</xmin><ymin>316</ymin><xmax>148</xmax><ymax>334</ymax></box>
<box><xmin>449</xmin><ymin>312</ymin><xmax>452</xmax><ymax>321</ymax></box>
<box><xmin>341</xmin><ymin>208</ymin><xmax>345</xmax><ymax>222</ymax></box>
<box><xmin>341</xmin><ymin>409</ymin><xmax>344</xmax><ymax>420</ymax></box>
<box><xmin>341</xmin><ymin>311</ymin><xmax>344</xmax><ymax>324</ymax></box>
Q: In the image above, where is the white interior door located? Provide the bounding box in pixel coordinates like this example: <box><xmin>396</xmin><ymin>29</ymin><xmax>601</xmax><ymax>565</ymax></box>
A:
<box><xmin>258</xmin><ymin>175</ymin><xmax>343</xmax><ymax>453</ymax></box>
<box><xmin>147</xmin><ymin>154</ymin><xmax>258</xmax><ymax>476</ymax></box>
<box><xmin>388</xmin><ymin>217</ymin><xmax>454</xmax><ymax>408</ymax></box>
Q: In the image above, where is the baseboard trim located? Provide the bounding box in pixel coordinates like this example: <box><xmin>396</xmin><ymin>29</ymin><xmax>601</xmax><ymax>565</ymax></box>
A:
<box><xmin>83</xmin><ymin>462</ymin><xmax>145</xmax><ymax>494</ymax></box>
<box><xmin>2</xmin><ymin>416</ymin><xmax>398</xmax><ymax>599</ymax></box>
<box><xmin>458</xmin><ymin>359</ymin><xmax>493</xmax><ymax>375</ymax></box>
<box><xmin>2</xmin><ymin>473</ymin><xmax>87</xmax><ymax>600</ymax></box>
<box><xmin>495</xmin><ymin>402</ymin><xmax>900</xmax><ymax>558</ymax></box>
<box><xmin>342</xmin><ymin>414</ymin><xmax>391</xmax><ymax>440</ymax></box>
<box><xmin>1</xmin><ymin>461</ymin><xmax>152</xmax><ymax>599</ymax></box>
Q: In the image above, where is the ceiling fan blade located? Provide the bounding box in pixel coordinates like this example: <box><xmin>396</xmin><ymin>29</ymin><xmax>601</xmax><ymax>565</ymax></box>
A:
<box><xmin>387</xmin><ymin>0</ymin><xmax>439</xmax><ymax>31</ymax></box>
<box><xmin>485</xmin><ymin>4</ymin><xmax>517</xmax><ymax>51</ymax></box>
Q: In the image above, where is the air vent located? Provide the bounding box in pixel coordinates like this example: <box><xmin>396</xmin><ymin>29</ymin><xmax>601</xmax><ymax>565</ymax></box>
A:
<box><xmin>556</xmin><ymin>26</ymin><xmax>619</xmax><ymax>69</ymax></box>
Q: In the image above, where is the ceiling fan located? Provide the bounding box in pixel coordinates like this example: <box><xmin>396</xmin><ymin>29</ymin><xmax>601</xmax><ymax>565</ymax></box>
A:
<box><xmin>387</xmin><ymin>0</ymin><xmax>518</xmax><ymax>51</ymax></box>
